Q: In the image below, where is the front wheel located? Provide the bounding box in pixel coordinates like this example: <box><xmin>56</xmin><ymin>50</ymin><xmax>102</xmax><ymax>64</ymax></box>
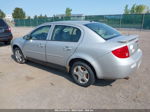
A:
<box><xmin>14</xmin><ymin>47</ymin><xmax>26</xmax><ymax>64</ymax></box>
<box><xmin>71</xmin><ymin>61</ymin><xmax>95</xmax><ymax>87</ymax></box>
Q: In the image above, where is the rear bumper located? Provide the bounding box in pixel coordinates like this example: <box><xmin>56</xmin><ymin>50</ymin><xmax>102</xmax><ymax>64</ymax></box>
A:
<box><xmin>0</xmin><ymin>35</ymin><xmax>13</xmax><ymax>42</ymax></box>
<box><xmin>97</xmin><ymin>49</ymin><xmax>142</xmax><ymax>79</ymax></box>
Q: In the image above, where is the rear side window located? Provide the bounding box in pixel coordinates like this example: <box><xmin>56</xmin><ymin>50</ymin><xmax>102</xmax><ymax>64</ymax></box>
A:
<box><xmin>0</xmin><ymin>19</ymin><xmax>7</xmax><ymax>27</ymax></box>
<box><xmin>85</xmin><ymin>23</ymin><xmax>121</xmax><ymax>40</ymax></box>
<box><xmin>51</xmin><ymin>25</ymin><xmax>81</xmax><ymax>42</ymax></box>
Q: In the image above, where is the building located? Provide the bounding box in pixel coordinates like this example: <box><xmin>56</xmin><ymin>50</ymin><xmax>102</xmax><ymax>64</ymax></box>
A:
<box><xmin>54</xmin><ymin>14</ymin><xmax>85</xmax><ymax>20</ymax></box>
<box><xmin>5</xmin><ymin>14</ymin><xmax>13</xmax><ymax>21</ymax></box>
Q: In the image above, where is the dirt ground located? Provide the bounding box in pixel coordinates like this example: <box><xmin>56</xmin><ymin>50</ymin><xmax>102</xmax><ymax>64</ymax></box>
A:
<box><xmin>0</xmin><ymin>27</ymin><xmax>150</xmax><ymax>109</ymax></box>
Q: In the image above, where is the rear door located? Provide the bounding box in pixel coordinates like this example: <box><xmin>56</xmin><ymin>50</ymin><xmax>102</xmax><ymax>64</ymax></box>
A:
<box><xmin>46</xmin><ymin>25</ymin><xmax>82</xmax><ymax>66</ymax></box>
<box><xmin>23</xmin><ymin>25</ymin><xmax>51</xmax><ymax>61</ymax></box>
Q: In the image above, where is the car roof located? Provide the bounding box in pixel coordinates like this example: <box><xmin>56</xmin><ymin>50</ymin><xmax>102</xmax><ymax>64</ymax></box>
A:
<box><xmin>42</xmin><ymin>21</ymin><xmax>96</xmax><ymax>26</ymax></box>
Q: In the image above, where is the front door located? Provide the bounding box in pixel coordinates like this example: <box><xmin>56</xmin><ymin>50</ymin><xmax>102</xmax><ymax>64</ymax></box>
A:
<box><xmin>23</xmin><ymin>25</ymin><xmax>51</xmax><ymax>61</ymax></box>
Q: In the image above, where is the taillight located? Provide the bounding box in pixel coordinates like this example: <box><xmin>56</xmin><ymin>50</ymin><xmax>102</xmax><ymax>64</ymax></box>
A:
<box><xmin>8</xmin><ymin>27</ymin><xmax>11</xmax><ymax>32</ymax></box>
<box><xmin>112</xmin><ymin>46</ymin><xmax>130</xmax><ymax>58</ymax></box>
<box><xmin>6</xmin><ymin>27</ymin><xmax>11</xmax><ymax>32</ymax></box>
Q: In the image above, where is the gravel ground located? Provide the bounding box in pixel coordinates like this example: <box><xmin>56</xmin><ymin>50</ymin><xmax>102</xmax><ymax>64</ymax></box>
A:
<box><xmin>0</xmin><ymin>27</ymin><xmax>150</xmax><ymax>109</ymax></box>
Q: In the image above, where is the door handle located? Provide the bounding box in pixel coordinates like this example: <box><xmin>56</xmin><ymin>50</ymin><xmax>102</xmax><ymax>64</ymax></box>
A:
<box><xmin>63</xmin><ymin>46</ymin><xmax>72</xmax><ymax>51</ymax></box>
<box><xmin>38</xmin><ymin>43</ymin><xmax>45</xmax><ymax>48</ymax></box>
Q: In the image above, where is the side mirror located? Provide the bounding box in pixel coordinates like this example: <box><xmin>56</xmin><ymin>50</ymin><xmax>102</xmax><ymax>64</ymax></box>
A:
<box><xmin>23</xmin><ymin>34</ymin><xmax>31</xmax><ymax>40</ymax></box>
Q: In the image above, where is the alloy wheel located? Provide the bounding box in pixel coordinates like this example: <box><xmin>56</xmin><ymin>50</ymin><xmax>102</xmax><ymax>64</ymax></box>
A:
<box><xmin>73</xmin><ymin>65</ymin><xmax>90</xmax><ymax>84</ymax></box>
<box><xmin>15</xmin><ymin>49</ymin><xmax>23</xmax><ymax>62</ymax></box>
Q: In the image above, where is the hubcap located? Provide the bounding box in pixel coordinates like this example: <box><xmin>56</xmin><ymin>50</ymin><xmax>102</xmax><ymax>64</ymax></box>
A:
<box><xmin>15</xmin><ymin>50</ymin><xmax>23</xmax><ymax>62</ymax></box>
<box><xmin>73</xmin><ymin>65</ymin><xmax>89</xmax><ymax>84</ymax></box>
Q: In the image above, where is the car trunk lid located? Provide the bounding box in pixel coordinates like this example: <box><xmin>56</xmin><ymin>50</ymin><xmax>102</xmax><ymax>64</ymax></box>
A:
<box><xmin>108</xmin><ymin>35</ymin><xmax>139</xmax><ymax>56</ymax></box>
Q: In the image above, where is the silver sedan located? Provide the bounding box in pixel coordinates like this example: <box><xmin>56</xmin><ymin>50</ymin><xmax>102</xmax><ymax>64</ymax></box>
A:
<box><xmin>11</xmin><ymin>21</ymin><xmax>142</xmax><ymax>87</ymax></box>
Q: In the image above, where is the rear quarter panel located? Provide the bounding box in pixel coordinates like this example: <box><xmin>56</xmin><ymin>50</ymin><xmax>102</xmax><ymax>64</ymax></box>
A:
<box><xmin>67</xmin><ymin>26</ymin><xmax>133</xmax><ymax>79</ymax></box>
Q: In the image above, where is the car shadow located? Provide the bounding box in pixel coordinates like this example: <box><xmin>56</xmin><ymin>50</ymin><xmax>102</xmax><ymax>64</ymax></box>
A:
<box><xmin>11</xmin><ymin>55</ymin><xmax>74</xmax><ymax>84</ymax></box>
<box><xmin>11</xmin><ymin>55</ymin><xmax>115</xmax><ymax>87</ymax></box>
<box><xmin>0</xmin><ymin>42</ymin><xmax>10</xmax><ymax>47</ymax></box>
<box><xmin>94</xmin><ymin>79</ymin><xmax>115</xmax><ymax>86</ymax></box>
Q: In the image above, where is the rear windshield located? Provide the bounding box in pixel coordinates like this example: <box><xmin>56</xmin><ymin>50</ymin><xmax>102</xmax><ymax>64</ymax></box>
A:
<box><xmin>0</xmin><ymin>19</ymin><xmax>7</xmax><ymax>27</ymax></box>
<box><xmin>85</xmin><ymin>23</ymin><xmax>121</xmax><ymax>40</ymax></box>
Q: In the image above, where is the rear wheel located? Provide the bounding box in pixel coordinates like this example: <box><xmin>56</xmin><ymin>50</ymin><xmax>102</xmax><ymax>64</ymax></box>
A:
<box><xmin>71</xmin><ymin>61</ymin><xmax>95</xmax><ymax>87</ymax></box>
<box><xmin>14</xmin><ymin>47</ymin><xmax>26</xmax><ymax>64</ymax></box>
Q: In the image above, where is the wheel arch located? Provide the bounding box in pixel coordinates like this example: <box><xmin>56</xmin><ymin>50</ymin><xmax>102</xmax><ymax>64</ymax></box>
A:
<box><xmin>12</xmin><ymin>44</ymin><xmax>22</xmax><ymax>51</ymax></box>
<box><xmin>69</xmin><ymin>58</ymin><xmax>97</xmax><ymax>77</ymax></box>
<box><xmin>67</xmin><ymin>56</ymin><xmax>102</xmax><ymax>79</ymax></box>
<box><xmin>12</xmin><ymin>44</ymin><xmax>25</xmax><ymax>57</ymax></box>
<box><xmin>12</xmin><ymin>44</ymin><xmax>21</xmax><ymax>52</ymax></box>
<box><xmin>13</xmin><ymin>44</ymin><xmax>20</xmax><ymax>49</ymax></box>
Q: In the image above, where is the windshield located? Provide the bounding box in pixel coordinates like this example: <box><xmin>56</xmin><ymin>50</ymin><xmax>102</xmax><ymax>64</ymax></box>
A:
<box><xmin>85</xmin><ymin>23</ymin><xmax>121</xmax><ymax>40</ymax></box>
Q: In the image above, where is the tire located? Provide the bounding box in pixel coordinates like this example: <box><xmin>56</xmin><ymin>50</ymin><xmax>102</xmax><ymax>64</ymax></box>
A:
<box><xmin>14</xmin><ymin>47</ymin><xmax>26</xmax><ymax>64</ymax></box>
<box><xmin>4</xmin><ymin>41</ymin><xmax>10</xmax><ymax>45</ymax></box>
<box><xmin>71</xmin><ymin>61</ymin><xmax>95</xmax><ymax>87</ymax></box>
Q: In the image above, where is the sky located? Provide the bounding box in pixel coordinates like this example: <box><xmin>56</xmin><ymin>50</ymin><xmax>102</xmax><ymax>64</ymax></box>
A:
<box><xmin>0</xmin><ymin>0</ymin><xmax>150</xmax><ymax>17</ymax></box>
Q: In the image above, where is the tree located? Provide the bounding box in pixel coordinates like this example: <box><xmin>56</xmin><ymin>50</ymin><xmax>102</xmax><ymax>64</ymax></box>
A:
<box><xmin>124</xmin><ymin>5</ymin><xmax>130</xmax><ymax>14</ymax></box>
<box><xmin>27</xmin><ymin>16</ymin><xmax>31</xmax><ymax>19</ymax></box>
<box><xmin>0</xmin><ymin>9</ymin><xmax>6</xmax><ymax>18</ymax></box>
<box><xmin>44</xmin><ymin>14</ymin><xmax>47</xmax><ymax>18</ymax></box>
<box><xmin>38</xmin><ymin>14</ymin><xmax>43</xmax><ymax>19</ymax></box>
<box><xmin>12</xmin><ymin>7</ymin><xmax>26</xmax><ymax>19</ymax></box>
<box><xmin>65</xmin><ymin>8</ymin><xmax>72</xmax><ymax>16</ymax></box>
<box><xmin>124</xmin><ymin>4</ymin><xmax>149</xmax><ymax>14</ymax></box>
<box><xmin>135</xmin><ymin>5</ymin><xmax>147</xmax><ymax>14</ymax></box>
<box><xmin>34</xmin><ymin>15</ymin><xmax>38</xmax><ymax>19</ymax></box>
<box><xmin>130</xmin><ymin>4</ymin><xmax>136</xmax><ymax>14</ymax></box>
